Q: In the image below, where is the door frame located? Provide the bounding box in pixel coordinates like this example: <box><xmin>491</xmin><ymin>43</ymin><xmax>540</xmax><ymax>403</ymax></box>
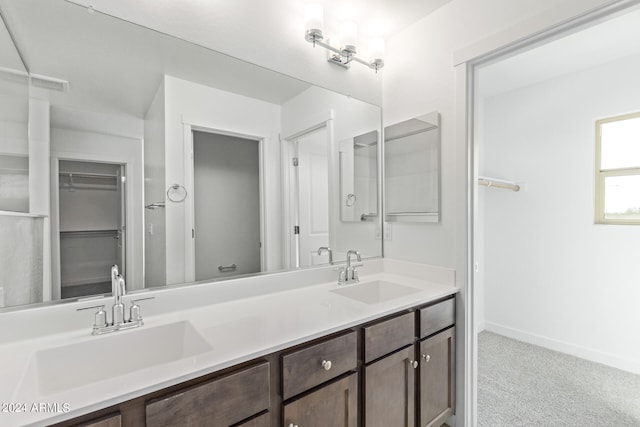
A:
<box><xmin>457</xmin><ymin>1</ymin><xmax>640</xmax><ymax>425</ymax></box>
<box><xmin>182</xmin><ymin>123</ymin><xmax>266</xmax><ymax>282</ymax></box>
<box><xmin>281</xmin><ymin>110</ymin><xmax>335</xmax><ymax>269</ymax></box>
<box><xmin>50</xmin><ymin>152</ymin><xmax>136</xmax><ymax>300</ymax></box>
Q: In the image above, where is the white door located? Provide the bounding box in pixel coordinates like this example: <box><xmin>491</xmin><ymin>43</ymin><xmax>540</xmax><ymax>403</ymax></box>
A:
<box><xmin>295</xmin><ymin>127</ymin><xmax>330</xmax><ymax>267</ymax></box>
<box><xmin>193</xmin><ymin>131</ymin><xmax>261</xmax><ymax>280</ymax></box>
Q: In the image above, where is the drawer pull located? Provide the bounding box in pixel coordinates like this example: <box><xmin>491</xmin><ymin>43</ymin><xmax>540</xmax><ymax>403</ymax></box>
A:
<box><xmin>422</xmin><ymin>354</ymin><xmax>431</xmax><ymax>363</ymax></box>
<box><xmin>408</xmin><ymin>359</ymin><xmax>418</xmax><ymax>369</ymax></box>
<box><xmin>321</xmin><ymin>360</ymin><xmax>332</xmax><ymax>371</ymax></box>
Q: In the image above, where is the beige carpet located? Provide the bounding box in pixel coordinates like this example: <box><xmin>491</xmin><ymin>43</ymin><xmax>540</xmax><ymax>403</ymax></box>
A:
<box><xmin>478</xmin><ymin>331</ymin><xmax>640</xmax><ymax>427</ymax></box>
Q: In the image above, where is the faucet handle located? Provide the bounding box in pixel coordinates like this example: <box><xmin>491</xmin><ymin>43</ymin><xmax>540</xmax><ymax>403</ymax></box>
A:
<box><xmin>77</xmin><ymin>304</ymin><xmax>107</xmax><ymax>328</ymax></box>
<box><xmin>129</xmin><ymin>297</ymin><xmax>154</xmax><ymax>323</ymax></box>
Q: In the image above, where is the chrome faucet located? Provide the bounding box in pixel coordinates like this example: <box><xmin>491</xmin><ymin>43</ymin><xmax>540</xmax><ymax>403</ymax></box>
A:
<box><xmin>78</xmin><ymin>265</ymin><xmax>153</xmax><ymax>335</ymax></box>
<box><xmin>111</xmin><ymin>265</ymin><xmax>126</xmax><ymax>326</ymax></box>
<box><xmin>338</xmin><ymin>250</ymin><xmax>362</xmax><ymax>285</ymax></box>
<box><xmin>317</xmin><ymin>246</ymin><xmax>333</xmax><ymax>265</ymax></box>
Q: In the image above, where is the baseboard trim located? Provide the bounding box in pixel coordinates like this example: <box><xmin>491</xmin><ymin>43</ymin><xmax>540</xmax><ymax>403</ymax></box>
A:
<box><xmin>476</xmin><ymin>321</ymin><xmax>486</xmax><ymax>334</ymax></box>
<box><xmin>484</xmin><ymin>321</ymin><xmax>640</xmax><ymax>375</ymax></box>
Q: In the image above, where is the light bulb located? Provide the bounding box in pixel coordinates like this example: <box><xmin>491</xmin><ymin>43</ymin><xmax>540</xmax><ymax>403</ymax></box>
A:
<box><xmin>305</xmin><ymin>3</ymin><xmax>324</xmax><ymax>35</ymax></box>
<box><xmin>340</xmin><ymin>21</ymin><xmax>357</xmax><ymax>54</ymax></box>
<box><xmin>369</xmin><ymin>37</ymin><xmax>384</xmax><ymax>61</ymax></box>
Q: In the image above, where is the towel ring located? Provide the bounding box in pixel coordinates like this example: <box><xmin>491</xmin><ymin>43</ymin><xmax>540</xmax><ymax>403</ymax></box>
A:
<box><xmin>167</xmin><ymin>184</ymin><xmax>187</xmax><ymax>203</ymax></box>
<box><xmin>346</xmin><ymin>193</ymin><xmax>356</xmax><ymax>207</ymax></box>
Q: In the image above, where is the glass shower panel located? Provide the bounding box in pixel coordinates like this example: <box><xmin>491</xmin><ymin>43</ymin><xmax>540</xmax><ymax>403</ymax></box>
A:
<box><xmin>0</xmin><ymin>215</ymin><xmax>43</xmax><ymax>307</ymax></box>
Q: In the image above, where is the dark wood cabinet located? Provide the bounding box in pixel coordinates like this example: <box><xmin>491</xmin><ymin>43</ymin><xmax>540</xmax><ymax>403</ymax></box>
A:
<box><xmin>145</xmin><ymin>362</ymin><xmax>270</xmax><ymax>427</ymax></box>
<box><xmin>283</xmin><ymin>373</ymin><xmax>358</xmax><ymax>427</ymax></box>
<box><xmin>364</xmin><ymin>346</ymin><xmax>416</xmax><ymax>427</ymax></box>
<box><xmin>282</xmin><ymin>331</ymin><xmax>357</xmax><ymax>400</ymax></box>
<box><xmin>363</xmin><ymin>311</ymin><xmax>414</xmax><ymax>363</ymax></box>
<box><xmin>75</xmin><ymin>413</ymin><xmax>122</xmax><ymax>427</ymax></box>
<box><xmin>56</xmin><ymin>295</ymin><xmax>456</xmax><ymax>427</ymax></box>
<box><xmin>236</xmin><ymin>412</ymin><xmax>270</xmax><ymax>427</ymax></box>
<box><xmin>420</xmin><ymin>327</ymin><xmax>455</xmax><ymax>427</ymax></box>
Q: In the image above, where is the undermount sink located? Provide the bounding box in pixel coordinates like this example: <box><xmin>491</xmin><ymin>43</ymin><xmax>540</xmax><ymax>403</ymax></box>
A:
<box><xmin>18</xmin><ymin>321</ymin><xmax>211</xmax><ymax>397</ymax></box>
<box><xmin>331</xmin><ymin>280</ymin><xmax>422</xmax><ymax>304</ymax></box>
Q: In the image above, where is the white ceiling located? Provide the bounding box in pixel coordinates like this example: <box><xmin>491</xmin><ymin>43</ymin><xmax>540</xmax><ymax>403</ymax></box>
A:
<box><xmin>478</xmin><ymin>7</ymin><xmax>640</xmax><ymax>99</ymax></box>
<box><xmin>67</xmin><ymin>0</ymin><xmax>451</xmax><ymax>44</ymax></box>
<box><xmin>0</xmin><ymin>0</ymin><xmax>316</xmax><ymax>118</ymax></box>
<box><xmin>0</xmin><ymin>0</ymin><xmax>449</xmax><ymax>119</ymax></box>
<box><xmin>0</xmin><ymin>12</ymin><xmax>24</xmax><ymax>72</ymax></box>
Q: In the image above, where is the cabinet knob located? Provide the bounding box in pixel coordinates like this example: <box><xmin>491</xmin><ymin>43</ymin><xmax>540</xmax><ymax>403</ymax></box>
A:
<box><xmin>289</xmin><ymin>424</ymin><xmax>299</xmax><ymax>427</ymax></box>
<box><xmin>408</xmin><ymin>360</ymin><xmax>418</xmax><ymax>369</ymax></box>
<box><xmin>322</xmin><ymin>360</ymin><xmax>332</xmax><ymax>371</ymax></box>
<box><xmin>422</xmin><ymin>354</ymin><xmax>431</xmax><ymax>363</ymax></box>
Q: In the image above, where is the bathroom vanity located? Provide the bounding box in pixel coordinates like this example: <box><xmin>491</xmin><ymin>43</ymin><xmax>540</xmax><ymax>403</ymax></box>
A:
<box><xmin>53</xmin><ymin>298</ymin><xmax>454</xmax><ymax>427</ymax></box>
<box><xmin>0</xmin><ymin>260</ymin><xmax>457</xmax><ymax>427</ymax></box>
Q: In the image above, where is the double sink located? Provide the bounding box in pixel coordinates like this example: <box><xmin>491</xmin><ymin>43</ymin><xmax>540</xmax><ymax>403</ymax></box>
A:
<box><xmin>15</xmin><ymin>279</ymin><xmax>421</xmax><ymax>399</ymax></box>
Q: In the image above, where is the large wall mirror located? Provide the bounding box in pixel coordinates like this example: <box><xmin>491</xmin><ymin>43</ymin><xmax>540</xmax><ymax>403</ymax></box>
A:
<box><xmin>0</xmin><ymin>0</ymin><xmax>382</xmax><ymax>309</ymax></box>
<box><xmin>384</xmin><ymin>112</ymin><xmax>440</xmax><ymax>223</ymax></box>
<box><xmin>0</xmin><ymin>10</ymin><xmax>29</xmax><ymax>212</ymax></box>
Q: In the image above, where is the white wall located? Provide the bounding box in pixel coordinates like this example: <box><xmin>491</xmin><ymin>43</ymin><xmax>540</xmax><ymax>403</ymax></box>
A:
<box><xmin>479</xmin><ymin>54</ymin><xmax>640</xmax><ymax>374</ymax></box>
<box><xmin>163</xmin><ymin>75</ymin><xmax>282</xmax><ymax>284</ymax></box>
<box><xmin>383</xmin><ymin>1</ymin><xmax>623</xmax><ymax>424</ymax></box>
<box><xmin>143</xmin><ymin>82</ymin><xmax>166</xmax><ymax>287</ymax></box>
<box><xmin>383</xmin><ymin>0</ymin><xmax>619</xmax><ymax>267</ymax></box>
<box><xmin>281</xmin><ymin>86</ymin><xmax>382</xmax><ymax>260</ymax></box>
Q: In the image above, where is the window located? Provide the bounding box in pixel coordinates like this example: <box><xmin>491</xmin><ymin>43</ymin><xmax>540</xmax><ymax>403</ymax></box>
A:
<box><xmin>595</xmin><ymin>112</ymin><xmax>640</xmax><ymax>224</ymax></box>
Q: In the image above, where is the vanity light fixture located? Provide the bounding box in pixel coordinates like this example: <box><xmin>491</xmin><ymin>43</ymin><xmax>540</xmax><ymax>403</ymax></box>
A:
<box><xmin>304</xmin><ymin>3</ymin><xmax>384</xmax><ymax>72</ymax></box>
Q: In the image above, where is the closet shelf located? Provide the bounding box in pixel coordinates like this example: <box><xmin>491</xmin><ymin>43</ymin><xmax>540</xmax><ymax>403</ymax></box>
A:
<box><xmin>60</xmin><ymin>229</ymin><xmax>119</xmax><ymax>238</ymax></box>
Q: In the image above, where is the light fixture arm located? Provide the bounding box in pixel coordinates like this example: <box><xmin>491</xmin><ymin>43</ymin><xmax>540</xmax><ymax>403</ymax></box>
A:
<box><xmin>305</xmin><ymin>32</ymin><xmax>384</xmax><ymax>72</ymax></box>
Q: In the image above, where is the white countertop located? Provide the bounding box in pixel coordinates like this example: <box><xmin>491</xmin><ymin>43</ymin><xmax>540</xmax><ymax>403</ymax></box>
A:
<box><xmin>0</xmin><ymin>259</ymin><xmax>457</xmax><ymax>426</ymax></box>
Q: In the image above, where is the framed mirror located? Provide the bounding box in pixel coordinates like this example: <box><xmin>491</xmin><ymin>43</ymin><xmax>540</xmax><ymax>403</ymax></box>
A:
<box><xmin>384</xmin><ymin>111</ymin><xmax>440</xmax><ymax>223</ymax></box>
<box><xmin>0</xmin><ymin>0</ymin><xmax>382</xmax><ymax>310</ymax></box>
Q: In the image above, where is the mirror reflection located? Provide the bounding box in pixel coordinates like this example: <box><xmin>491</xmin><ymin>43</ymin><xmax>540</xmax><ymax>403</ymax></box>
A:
<box><xmin>340</xmin><ymin>131</ymin><xmax>379</xmax><ymax>223</ymax></box>
<box><xmin>384</xmin><ymin>112</ymin><xmax>440</xmax><ymax>223</ymax></box>
<box><xmin>0</xmin><ymin>10</ymin><xmax>28</xmax><ymax>212</ymax></box>
<box><xmin>0</xmin><ymin>0</ymin><xmax>382</xmax><ymax>309</ymax></box>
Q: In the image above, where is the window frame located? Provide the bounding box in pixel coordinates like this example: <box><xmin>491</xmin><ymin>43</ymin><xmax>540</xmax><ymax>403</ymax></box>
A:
<box><xmin>594</xmin><ymin>111</ymin><xmax>640</xmax><ymax>225</ymax></box>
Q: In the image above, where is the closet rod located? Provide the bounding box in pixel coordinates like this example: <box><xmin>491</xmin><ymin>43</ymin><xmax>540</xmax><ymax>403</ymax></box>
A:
<box><xmin>59</xmin><ymin>172</ymin><xmax>117</xmax><ymax>180</ymax></box>
<box><xmin>477</xmin><ymin>177</ymin><xmax>520</xmax><ymax>192</ymax></box>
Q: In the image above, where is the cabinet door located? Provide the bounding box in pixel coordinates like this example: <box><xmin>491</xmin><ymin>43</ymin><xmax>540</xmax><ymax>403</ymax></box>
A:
<box><xmin>237</xmin><ymin>412</ymin><xmax>270</xmax><ymax>427</ymax></box>
<box><xmin>283</xmin><ymin>373</ymin><xmax>358</xmax><ymax>427</ymax></box>
<box><xmin>75</xmin><ymin>413</ymin><xmax>121</xmax><ymax>427</ymax></box>
<box><xmin>420</xmin><ymin>327</ymin><xmax>455</xmax><ymax>427</ymax></box>
<box><xmin>364</xmin><ymin>346</ymin><xmax>416</xmax><ymax>427</ymax></box>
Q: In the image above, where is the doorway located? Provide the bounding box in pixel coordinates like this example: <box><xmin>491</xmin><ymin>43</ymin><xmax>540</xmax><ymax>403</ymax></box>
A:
<box><xmin>56</xmin><ymin>159</ymin><xmax>126</xmax><ymax>299</ymax></box>
<box><xmin>288</xmin><ymin>126</ymin><xmax>330</xmax><ymax>268</ymax></box>
<box><xmin>472</xmin><ymin>5</ymin><xmax>640</xmax><ymax>425</ymax></box>
<box><xmin>191</xmin><ymin>130</ymin><xmax>262</xmax><ymax>281</ymax></box>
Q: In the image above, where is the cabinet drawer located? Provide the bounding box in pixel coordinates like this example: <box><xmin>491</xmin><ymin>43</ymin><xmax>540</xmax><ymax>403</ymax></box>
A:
<box><xmin>364</xmin><ymin>312</ymin><xmax>414</xmax><ymax>363</ymax></box>
<box><xmin>145</xmin><ymin>362</ymin><xmax>270</xmax><ymax>427</ymax></box>
<box><xmin>283</xmin><ymin>331</ymin><xmax>357</xmax><ymax>400</ymax></box>
<box><xmin>420</xmin><ymin>298</ymin><xmax>455</xmax><ymax>338</ymax></box>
